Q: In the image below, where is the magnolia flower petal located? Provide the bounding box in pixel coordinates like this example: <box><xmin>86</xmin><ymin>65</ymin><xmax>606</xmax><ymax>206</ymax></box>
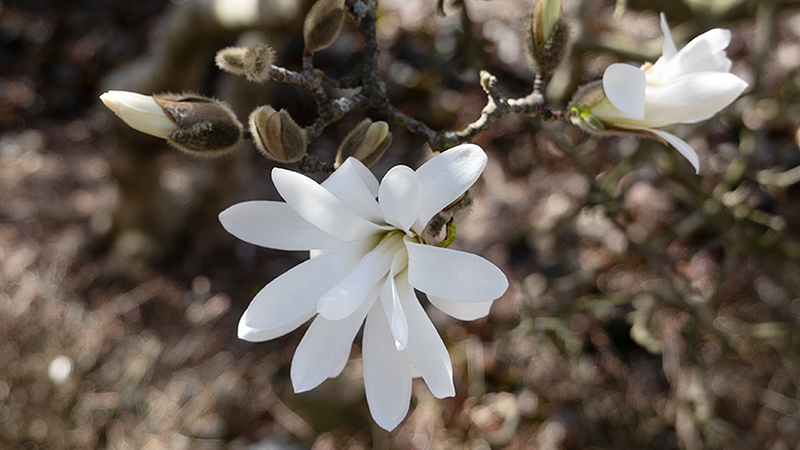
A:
<box><xmin>603</xmin><ymin>63</ymin><xmax>647</xmax><ymax>120</ymax></box>
<box><xmin>238</xmin><ymin>308</ymin><xmax>315</xmax><ymax>342</ymax></box>
<box><xmin>219</xmin><ymin>201</ymin><xmax>344</xmax><ymax>251</ymax></box>
<box><xmin>380</xmin><ymin>251</ymin><xmax>410</xmax><ymax>349</ymax></box>
<box><xmin>273</xmin><ymin>168</ymin><xmax>384</xmax><ymax>242</ymax></box>
<box><xmin>412</xmin><ymin>144</ymin><xmax>487</xmax><ymax>233</ymax></box>
<box><xmin>401</xmin><ymin>276</ymin><xmax>455</xmax><ymax>398</ymax></box>
<box><xmin>317</xmin><ymin>233</ymin><xmax>403</xmax><ymax>320</ymax></box>
<box><xmin>406</xmin><ymin>239</ymin><xmax>508</xmax><ymax>302</ymax></box>
<box><xmin>659</xmin><ymin>13</ymin><xmax>678</xmax><ymax>59</ymax></box>
<box><xmin>379</xmin><ymin>165</ymin><xmax>422</xmax><ymax>233</ymax></box>
<box><xmin>100</xmin><ymin>91</ymin><xmax>178</xmax><ymax>138</ymax></box>
<box><xmin>661</xmin><ymin>28</ymin><xmax>732</xmax><ymax>82</ymax></box>
<box><xmin>241</xmin><ymin>236</ymin><xmax>378</xmax><ymax>332</ymax></box>
<box><xmin>322</xmin><ymin>158</ymin><xmax>384</xmax><ymax>223</ymax></box>
<box><xmin>427</xmin><ymin>295</ymin><xmax>494</xmax><ymax>321</ymax></box>
<box><xmin>641</xmin><ymin>72</ymin><xmax>748</xmax><ymax>127</ymax></box>
<box><xmin>645</xmin><ymin>127</ymin><xmax>701</xmax><ymax>173</ymax></box>
<box><xmin>380</xmin><ymin>270</ymin><xmax>408</xmax><ymax>350</ymax></box>
<box><xmin>363</xmin><ymin>303</ymin><xmax>412</xmax><ymax>431</ymax></box>
<box><xmin>291</xmin><ymin>289</ymin><xmax>376</xmax><ymax>393</ymax></box>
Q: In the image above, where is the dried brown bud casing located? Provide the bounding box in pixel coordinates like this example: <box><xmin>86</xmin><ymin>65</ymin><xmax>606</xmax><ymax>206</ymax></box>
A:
<box><xmin>153</xmin><ymin>93</ymin><xmax>243</xmax><ymax>156</ymax></box>
<box><xmin>336</xmin><ymin>119</ymin><xmax>392</xmax><ymax>168</ymax></box>
<box><xmin>524</xmin><ymin>2</ymin><xmax>569</xmax><ymax>76</ymax></box>
<box><xmin>249</xmin><ymin>106</ymin><xmax>308</xmax><ymax>163</ymax></box>
<box><xmin>215</xmin><ymin>44</ymin><xmax>275</xmax><ymax>83</ymax></box>
<box><xmin>303</xmin><ymin>0</ymin><xmax>346</xmax><ymax>53</ymax></box>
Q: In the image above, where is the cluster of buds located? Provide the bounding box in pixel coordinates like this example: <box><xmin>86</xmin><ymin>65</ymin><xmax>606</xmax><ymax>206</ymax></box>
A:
<box><xmin>100</xmin><ymin>91</ymin><xmax>243</xmax><ymax>156</ymax></box>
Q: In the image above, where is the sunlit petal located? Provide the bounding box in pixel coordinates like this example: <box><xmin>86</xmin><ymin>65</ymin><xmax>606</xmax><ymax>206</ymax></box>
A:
<box><xmin>317</xmin><ymin>233</ymin><xmax>403</xmax><ymax>320</ymax></box>
<box><xmin>427</xmin><ymin>295</ymin><xmax>494</xmax><ymax>321</ymax></box>
<box><xmin>322</xmin><ymin>158</ymin><xmax>383</xmax><ymax>223</ymax></box>
<box><xmin>406</xmin><ymin>239</ymin><xmax>508</xmax><ymax>302</ymax></box>
<box><xmin>401</xmin><ymin>273</ymin><xmax>455</xmax><ymax>398</ymax></box>
<box><xmin>219</xmin><ymin>201</ymin><xmax>344</xmax><ymax>251</ymax></box>
<box><xmin>291</xmin><ymin>288</ymin><xmax>377</xmax><ymax>393</ymax></box>
<box><xmin>413</xmin><ymin>144</ymin><xmax>487</xmax><ymax>233</ymax></box>
<box><xmin>241</xmin><ymin>237</ymin><xmax>377</xmax><ymax>333</ymax></box>
<box><xmin>379</xmin><ymin>165</ymin><xmax>422</xmax><ymax>233</ymax></box>
<box><xmin>603</xmin><ymin>63</ymin><xmax>646</xmax><ymax>120</ymax></box>
<box><xmin>273</xmin><ymin>168</ymin><xmax>385</xmax><ymax>241</ymax></box>
<box><xmin>363</xmin><ymin>302</ymin><xmax>412</xmax><ymax>431</ymax></box>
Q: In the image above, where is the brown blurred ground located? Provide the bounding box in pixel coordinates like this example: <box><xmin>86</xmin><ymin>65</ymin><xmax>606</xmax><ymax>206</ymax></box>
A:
<box><xmin>2</xmin><ymin>0</ymin><xmax>800</xmax><ymax>449</ymax></box>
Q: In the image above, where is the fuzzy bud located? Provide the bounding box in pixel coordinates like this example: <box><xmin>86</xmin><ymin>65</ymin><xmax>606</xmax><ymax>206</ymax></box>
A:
<box><xmin>303</xmin><ymin>0</ymin><xmax>346</xmax><ymax>53</ymax></box>
<box><xmin>215</xmin><ymin>44</ymin><xmax>276</xmax><ymax>83</ymax></box>
<box><xmin>524</xmin><ymin>0</ymin><xmax>569</xmax><ymax>76</ymax></box>
<box><xmin>153</xmin><ymin>93</ymin><xmax>244</xmax><ymax>156</ymax></box>
<box><xmin>335</xmin><ymin>119</ymin><xmax>392</xmax><ymax>168</ymax></box>
<box><xmin>101</xmin><ymin>91</ymin><xmax>243</xmax><ymax>156</ymax></box>
<box><xmin>249</xmin><ymin>106</ymin><xmax>308</xmax><ymax>163</ymax></box>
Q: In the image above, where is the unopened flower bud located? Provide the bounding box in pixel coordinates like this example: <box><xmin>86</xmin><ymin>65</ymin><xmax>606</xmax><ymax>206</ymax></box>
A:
<box><xmin>101</xmin><ymin>91</ymin><xmax>243</xmax><ymax>156</ymax></box>
<box><xmin>100</xmin><ymin>91</ymin><xmax>179</xmax><ymax>138</ymax></box>
<box><xmin>215</xmin><ymin>44</ymin><xmax>276</xmax><ymax>83</ymax></box>
<box><xmin>335</xmin><ymin>119</ymin><xmax>392</xmax><ymax>168</ymax></box>
<box><xmin>153</xmin><ymin>93</ymin><xmax>243</xmax><ymax>156</ymax></box>
<box><xmin>249</xmin><ymin>106</ymin><xmax>308</xmax><ymax>163</ymax></box>
<box><xmin>303</xmin><ymin>0</ymin><xmax>346</xmax><ymax>53</ymax></box>
<box><xmin>524</xmin><ymin>0</ymin><xmax>569</xmax><ymax>75</ymax></box>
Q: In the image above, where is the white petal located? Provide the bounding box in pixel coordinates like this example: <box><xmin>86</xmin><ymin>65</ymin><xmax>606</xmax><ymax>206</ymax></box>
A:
<box><xmin>379</xmin><ymin>252</ymin><xmax>410</xmax><ymax>350</ymax></box>
<box><xmin>240</xmin><ymin>236</ymin><xmax>378</xmax><ymax>334</ymax></box>
<box><xmin>659</xmin><ymin>13</ymin><xmax>677</xmax><ymax>59</ymax></box>
<box><xmin>406</xmin><ymin>239</ymin><xmax>508</xmax><ymax>302</ymax></box>
<box><xmin>219</xmin><ymin>201</ymin><xmax>344</xmax><ymax>251</ymax></box>
<box><xmin>401</xmin><ymin>275</ymin><xmax>455</xmax><ymax>398</ymax></box>
<box><xmin>238</xmin><ymin>308</ymin><xmax>315</xmax><ymax>342</ymax></box>
<box><xmin>412</xmin><ymin>144</ymin><xmax>487</xmax><ymax>233</ymax></box>
<box><xmin>641</xmin><ymin>72</ymin><xmax>747</xmax><ymax>127</ymax></box>
<box><xmin>427</xmin><ymin>295</ymin><xmax>494</xmax><ymax>321</ymax></box>
<box><xmin>645</xmin><ymin>128</ymin><xmax>701</xmax><ymax>174</ymax></box>
<box><xmin>379</xmin><ymin>165</ymin><xmax>422</xmax><ymax>233</ymax></box>
<box><xmin>603</xmin><ymin>64</ymin><xmax>647</xmax><ymax>120</ymax></box>
<box><xmin>363</xmin><ymin>303</ymin><xmax>412</xmax><ymax>431</ymax></box>
<box><xmin>660</xmin><ymin>28</ymin><xmax>732</xmax><ymax>81</ymax></box>
<box><xmin>322</xmin><ymin>158</ymin><xmax>384</xmax><ymax>223</ymax></box>
<box><xmin>273</xmin><ymin>168</ymin><xmax>385</xmax><ymax>242</ymax></box>
<box><xmin>100</xmin><ymin>91</ymin><xmax>178</xmax><ymax>138</ymax></box>
<box><xmin>291</xmin><ymin>289</ymin><xmax>376</xmax><ymax>393</ymax></box>
<box><xmin>317</xmin><ymin>233</ymin><xmax>403</xmax><ymax>321</ymax></box>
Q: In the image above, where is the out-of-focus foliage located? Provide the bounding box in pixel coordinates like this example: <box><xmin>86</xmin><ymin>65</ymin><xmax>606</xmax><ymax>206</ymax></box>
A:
<box><xmin>2</xmin><ymin>0</ymin><xmax>800</xmax><ymax>449</ymax></box>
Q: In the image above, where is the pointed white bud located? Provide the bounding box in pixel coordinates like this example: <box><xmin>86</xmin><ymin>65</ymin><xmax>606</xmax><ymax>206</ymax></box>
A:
<box><xmin>100</xmin><ymin>91</ymin><xmax>179</xmax><ymax>138</ymax></box>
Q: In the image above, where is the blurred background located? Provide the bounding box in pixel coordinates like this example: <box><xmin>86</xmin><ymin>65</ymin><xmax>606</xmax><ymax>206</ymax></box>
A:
<box><xmin>2</xmin><ymin>0</ymin><xmax>800</xmax><ymax>448</ymax></box>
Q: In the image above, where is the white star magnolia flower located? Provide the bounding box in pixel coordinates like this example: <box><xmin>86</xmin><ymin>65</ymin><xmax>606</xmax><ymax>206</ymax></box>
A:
<box><xmin>218</xmin><ymin>144</ymin><xmax>508</xmax><ymax>431</ymax></box>
<box><xmin>579</xmin><ymin>13</ymin><xmax>748</xmax><ymax>173</ymax></box>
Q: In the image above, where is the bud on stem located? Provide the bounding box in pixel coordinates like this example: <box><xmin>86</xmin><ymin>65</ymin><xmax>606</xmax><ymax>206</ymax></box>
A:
<box><xmin>249</xmin><ymin>106</ymin><xmax>308</xmax><ymax>163</ymax></box>
<box><xmin>335</xmin><ymin>119</ymin><xmax>392</xmax><ymax>168</ymax></box>
<box><xmin>303</xmin><ymin>0</ymin><xmax>347</xmax><ymax>53</ymax></box>
<box><xmin>524</xmin><ymin>0</ymin><xmax>568</xmax><ymax>76</ymax></box>
<box><xmin>215</xmin><ymin>44</ymin><xmax>276</xmax><ymax>83</ymax></box>
<box><xmin>101</xmin><ymin>91</ymin><xmax>243</xmax><ymax>156</ymax></box>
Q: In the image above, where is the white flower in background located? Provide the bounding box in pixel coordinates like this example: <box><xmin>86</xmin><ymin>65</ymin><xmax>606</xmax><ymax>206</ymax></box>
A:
<box><xmin>219</xmin><ymin>144</ymin><xmax>508</xmax><ymax>431</ymax></box>
<box><xmin>571</xmin><ymin>13</ymin><xmax>748</xmax><ymax>173</ymax></box>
